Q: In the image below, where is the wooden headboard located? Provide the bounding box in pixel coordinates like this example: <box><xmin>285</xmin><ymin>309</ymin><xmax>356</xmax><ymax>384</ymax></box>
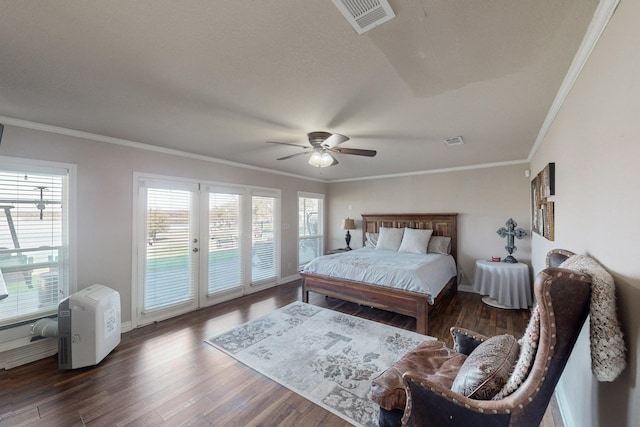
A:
<box><xmin>361</xmin><ymin>213</ymin><xmax>458</xmax><ymax>263</ymax></box>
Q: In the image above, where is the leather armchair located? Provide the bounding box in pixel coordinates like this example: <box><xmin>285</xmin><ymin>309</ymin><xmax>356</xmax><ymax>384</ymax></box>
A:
<box><xmin>373</xmin><ymin>250</ymin><xmax>592</xmax><ymax>427</ymax></box>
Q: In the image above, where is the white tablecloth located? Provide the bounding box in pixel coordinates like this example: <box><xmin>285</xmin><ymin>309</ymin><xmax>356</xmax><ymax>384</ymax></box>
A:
<box><xmin>472</xmin><ymin>260</ymin><xmax>531</xmax><ymax>309</ymax></box>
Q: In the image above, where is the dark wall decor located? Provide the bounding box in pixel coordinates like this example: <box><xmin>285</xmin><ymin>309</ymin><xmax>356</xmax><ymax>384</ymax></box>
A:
<box><xmin>531</xmin><ymin>163</ymin><xmax>555</xmax><ymax>240</ymax></box>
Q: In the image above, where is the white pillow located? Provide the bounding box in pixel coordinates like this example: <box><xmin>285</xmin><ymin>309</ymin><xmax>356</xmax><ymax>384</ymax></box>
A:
<box><xmin>375</xmin><ymin>227</ymin><xmax>404</xmax><ymax>251</ymax></box>
<box><xmin>365</xmin><ymin>232</ymin><xmax>379</xmax><ymax>248</ymax></box>
<box><xmin>427</xmin><ymin>236</ymin><xmax>452</xmax><ymax>254</ymax></box>
<box><xmin>398</xmin><ymin>228</ymin><xmax>433</xmax><ymax>254</ymax></box>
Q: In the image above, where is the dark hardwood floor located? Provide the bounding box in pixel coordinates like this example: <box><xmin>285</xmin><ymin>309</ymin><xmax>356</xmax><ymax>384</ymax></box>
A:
<box><xmin>0</xmin><ymin>281</ymin><xmax>563</xmax><ymax>427</ymax></box>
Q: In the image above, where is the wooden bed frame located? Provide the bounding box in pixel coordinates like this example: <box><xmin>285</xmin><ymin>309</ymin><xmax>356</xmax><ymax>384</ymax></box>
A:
<box><xmin>301</xmin><ymin>213</ymin><xmax>458</xmax><ymax>335</ymax></box>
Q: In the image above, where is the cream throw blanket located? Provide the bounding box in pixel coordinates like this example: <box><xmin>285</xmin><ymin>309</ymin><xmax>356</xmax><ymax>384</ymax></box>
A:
<box><xmin>560</xmin><ymin>254</ymin><xmax>626</xmax><ymax>382</ymax></box>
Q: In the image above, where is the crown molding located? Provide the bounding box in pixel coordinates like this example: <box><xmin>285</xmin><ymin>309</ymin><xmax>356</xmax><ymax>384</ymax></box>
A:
<box><xmin>528</xmin><ymin>0</ymin><xmax>621</xmax><ymax>161</ymax></box>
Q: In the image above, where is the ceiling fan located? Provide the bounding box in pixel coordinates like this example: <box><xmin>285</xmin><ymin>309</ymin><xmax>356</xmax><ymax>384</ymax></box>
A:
<box><xmin>266</xmin><ymin>131</ymin><xmax>377</xmax><ymax>167</ymax></box>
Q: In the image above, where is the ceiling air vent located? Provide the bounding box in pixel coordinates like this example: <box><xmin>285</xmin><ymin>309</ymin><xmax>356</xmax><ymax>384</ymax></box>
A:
<box><xmin>332</xmin><ymin>0</ymin><xmax>396</xmax><ymax>35</ymax></box>
<box><xmin>443</xmin><ymin>136</ymin><xmax>465</xmax><ymax>146</ymax></box>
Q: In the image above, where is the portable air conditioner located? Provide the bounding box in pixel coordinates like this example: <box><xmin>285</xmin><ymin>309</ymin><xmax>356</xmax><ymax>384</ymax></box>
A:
<box><xmin>57</xmin><ymin>284</ymin><xmax>121</xmax><ymax>370</ymax></box>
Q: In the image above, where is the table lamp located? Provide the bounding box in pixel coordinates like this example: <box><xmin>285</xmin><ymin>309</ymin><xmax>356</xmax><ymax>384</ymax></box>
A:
<box><xmin>342</xmin><ymin>218</ymin><xmax>356</xmax><ymax>250</ymax></box>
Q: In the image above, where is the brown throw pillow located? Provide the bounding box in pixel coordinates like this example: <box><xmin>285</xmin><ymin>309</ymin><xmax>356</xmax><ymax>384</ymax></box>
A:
<box><xmin>451</xmin><ymin>334</ymin><xmax>519</xmax><ymax>400</ymax></box>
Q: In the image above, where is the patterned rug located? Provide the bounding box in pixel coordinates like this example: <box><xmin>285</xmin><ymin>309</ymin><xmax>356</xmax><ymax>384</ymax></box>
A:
<box><xmin>204</xmin><ymin>301</ymin><xmax>434</xmax><ymax>427</ymax></box>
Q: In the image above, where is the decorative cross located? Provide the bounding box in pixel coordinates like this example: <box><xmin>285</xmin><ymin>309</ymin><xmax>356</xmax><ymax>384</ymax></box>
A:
<box><xmin>496</xmin><ymin>218</ymin><xmax>527</xmax><ymax>263</ymax></box>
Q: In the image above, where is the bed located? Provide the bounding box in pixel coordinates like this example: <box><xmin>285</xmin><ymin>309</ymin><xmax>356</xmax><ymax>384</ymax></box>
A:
<box><xmin>301</xmin><ymin>213</ymin><xmax>458</xmax><ymax>335</ymax></box>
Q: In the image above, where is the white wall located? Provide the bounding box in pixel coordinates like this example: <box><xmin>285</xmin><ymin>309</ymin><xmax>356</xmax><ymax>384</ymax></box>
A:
<box><xmin>0</xmin><ymin>125</ymin><xmax>327</xmax><ymax>324</ymax></box>
<box><xmin>530</xmin><ymin>0</ymin><xmax>640</xmax><ymax>425</ymax></box>
<box><xmin>326</xmin><ymin>164</ymin><xmax>532</xmax><ymax>285</ymax></box>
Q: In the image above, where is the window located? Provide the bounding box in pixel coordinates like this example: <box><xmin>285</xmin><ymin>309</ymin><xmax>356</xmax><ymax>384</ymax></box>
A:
<box><xmin>298</xmin><ymin>192</ymin><xmax>324</xmax><ymax>268</ymax></box>
<box><xmin>135</xmin><ymin>177</ymin><xmax>199</xmax><ymax>325</ymax></box>
<box><xmin>134</xmin><ymin>174</ymin><xmax>281</xmax><ymax>326</ymax></box>
<box><xmin>143</xmin><ymin>185</ymin><xmax>197</xmax><ymax>311</ymax></box>
<box><xmin>207</xmin><ymin>189</ymin><xmax>242</xmax><ymax>295</ymax></box>
<box><xmin>0</xmin><ymin>159</ymin><xmax>72</xmax><ymax>327</ymax></box>
<box><xmin>251</xmin><ymin>192</ymin><xmax>279</xmax><ymax>285</ymax></box>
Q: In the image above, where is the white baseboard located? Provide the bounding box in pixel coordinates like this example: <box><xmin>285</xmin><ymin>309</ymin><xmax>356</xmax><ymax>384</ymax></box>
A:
<box><xmin>280</xmin><ymin>273</ymin><xmax>301</xmax><ymax>285</ymax></box>
<box><xmin>121</xmin><ymin>321</ymin><xmax>133</xmax><ymax>333</ymax></box>
<box><xmin>457</xmin><ymin>284</ymin><xmax>476</xmax><ymax>293</ymax></box>
<box><xmin>555</xmin><ymin>385</ymin><xmax>574</xmax><ymax>427</ymax></box>
<box><xmin>1</xmin><ymin>319</ymin><xmax>133</xmax><ymax>369</ymax></box>
<box><xmin>0</xmin><ymin>337</ymin><xmax>57</xmax><ymax>370</ymax></box>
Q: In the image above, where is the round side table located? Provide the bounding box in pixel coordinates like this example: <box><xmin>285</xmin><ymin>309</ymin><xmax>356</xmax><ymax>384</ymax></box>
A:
<box><xmin>472</xmin><ymin>260</ymin><xmax>531</xmax><ymax>309</ymax></box>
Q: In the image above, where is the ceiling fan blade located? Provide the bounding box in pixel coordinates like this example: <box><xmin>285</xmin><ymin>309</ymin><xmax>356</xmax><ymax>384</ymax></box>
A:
<box><xmin>266</xmin><ymin>141</ymin><xmax>308</xmax><ymax>149</ymax></box>
<box><xmin>277</xmin><ymin>151</ymin><xmax>312</xmax><ymax>160</ymax></box>
<box><xmin>331</xmin><ymin>147</ymin><xmax>377</xmax><ymax>157</ymax></box>
<box><xmin>322</xmin><ymin>133</ymin><xmax>350</xmax><ymax>148</ymax></box>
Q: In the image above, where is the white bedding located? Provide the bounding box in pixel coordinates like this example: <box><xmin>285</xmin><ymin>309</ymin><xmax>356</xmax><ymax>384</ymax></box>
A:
<box><xmin>302</xmin><ymin>247</ymin><xmax>457</xmax><ymax>304</ymax></box>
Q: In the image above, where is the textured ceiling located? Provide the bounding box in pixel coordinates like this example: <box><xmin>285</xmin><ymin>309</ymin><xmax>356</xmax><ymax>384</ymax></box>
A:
<box><xmin>0</xmin><ymin>0</ymin><xmax>599</xmax><ymax>181</ymax></box>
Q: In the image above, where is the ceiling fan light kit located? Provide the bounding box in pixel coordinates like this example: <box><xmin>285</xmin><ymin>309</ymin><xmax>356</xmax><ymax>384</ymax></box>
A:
<box><xmin>267</xmin><ymin>131</ymin><xmax>376</xmax><ymax>168</ymax></box>
<box><xmin>308</xmin><ymin>150</ymin><xmax>338</xmax><ymax>168</ymax></box>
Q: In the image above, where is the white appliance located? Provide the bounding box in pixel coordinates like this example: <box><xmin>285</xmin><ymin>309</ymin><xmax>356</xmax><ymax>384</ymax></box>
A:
<box><xmin>57</xmin><ymin>284</ymin><xmax>121</xmax><ymax>369</ymax></box>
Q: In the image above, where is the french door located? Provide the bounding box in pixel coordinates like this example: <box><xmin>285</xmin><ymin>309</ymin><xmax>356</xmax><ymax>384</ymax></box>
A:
<box><xmin>202</xmin><ymin>185</ymin><xmax>244</xmax><ymax>304</ymax></box>
<box><xmin>136</xmin><ymin>178</ymin><xmax>199</xmax><ymax>325</ymax></box>
<box><xmin>134</xmin><ymin>176</ymin><xmax>279</xmax><ymax>326</ymax></box>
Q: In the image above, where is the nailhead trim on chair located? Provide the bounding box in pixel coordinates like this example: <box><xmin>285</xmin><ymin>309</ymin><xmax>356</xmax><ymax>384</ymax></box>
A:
<box><xmin>402</xmin><ymin>268</ymin><xmax>592</xmax><ymax>422</ymax></box>
<box><xmin>403</xmin><ymin>271</ymin><xmax>561</xmax><ymax>416</ymax></box>
<box><xmin>450</xmin><ymin>328</ymin><xmax>485</xmax><ymax>341</ymax></box>
<box><xmin>546</xmin><ymin>249</ymin><xmax>575</xmax><ymax>268</ymax></box>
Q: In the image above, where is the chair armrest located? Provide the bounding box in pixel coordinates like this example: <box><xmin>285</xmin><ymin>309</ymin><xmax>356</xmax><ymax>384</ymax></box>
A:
<box><xmin>449</xmin><ymin>327</ymin><xmax>489</xmax><ymax>356</ymax></box>
<box><xmin>402</xmin><ymin>372</ymin><xmax>512</xmax><ymax>427</ymax></box>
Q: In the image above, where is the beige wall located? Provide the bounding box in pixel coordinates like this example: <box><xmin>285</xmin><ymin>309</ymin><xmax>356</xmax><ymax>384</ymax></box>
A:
<box><xmin>1</xmin><ymin>125</ymin><xmax>327</xmax><ymax>324</ymax></box>
<box><xmin>326</xmin><ymin>164</ymin><xmax>532</xmax><ymax>285</ymax></box>
<box><xmin>5</xmin><ymin>5</ymin><xmax>638</xmax><ymax>420</ymax></box>
<box><xmin>531</xmin><ymin>0</ymin><xmax>640</xmax><ymax>425</ymax></box>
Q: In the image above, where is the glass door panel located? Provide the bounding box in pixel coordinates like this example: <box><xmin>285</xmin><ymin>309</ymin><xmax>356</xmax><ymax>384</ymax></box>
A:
<box><xmin>251</xmin><ymin>195</ymin><xmax>277</xmax><ymax>285</ymax></box>
<box><xmin>137</xmin><ymin>179</ymin><xmax>199</xmax><ymax>325</ymax></box>
<box><xmin>207</xmin><ymin>191</ymin><xmax>242</xmax><ymax>296</ymax></box>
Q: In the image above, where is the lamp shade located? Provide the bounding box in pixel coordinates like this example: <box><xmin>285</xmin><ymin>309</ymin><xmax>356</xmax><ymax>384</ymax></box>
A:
<box><xmin>342</xmin><ymin>218</ymin><xmax>356</xmax><ymax>230</ymax></box>
<box><xmin>308</xmin><ymin>149</ymin><xmax>338</xmax><ymax>167</ymax></box>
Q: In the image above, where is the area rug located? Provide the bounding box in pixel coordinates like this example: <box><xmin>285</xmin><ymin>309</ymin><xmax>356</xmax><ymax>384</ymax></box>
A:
<box><xmin>204</xmin><ymin>301</ymin><xmax>434</xmax><ymax>427</ymax></box>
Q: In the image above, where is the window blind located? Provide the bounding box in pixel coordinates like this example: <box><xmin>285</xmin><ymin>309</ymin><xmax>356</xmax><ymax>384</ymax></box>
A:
<box><xmin>298</xmin><ymin>193</ymin><xmax>324</xmax><ymax>267</ymax></box>
<box><xmin>207</xmin><ymin>191</ymin><xmax>241</xmax><ymax>295</ymax></box>
<box><xmin>251</xmin><ymin>195</ymin><xmax>277</xmax><ymax>284</ymax></box>
<box><xmin>0</xmin><ymin>168</ymin><xmax>67</xmax><ymax>327</ymax></box>
<box><xmin>144</xmin><ymin>187</ymin><xmax>195</xmax><ymax>311</ymax></box>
